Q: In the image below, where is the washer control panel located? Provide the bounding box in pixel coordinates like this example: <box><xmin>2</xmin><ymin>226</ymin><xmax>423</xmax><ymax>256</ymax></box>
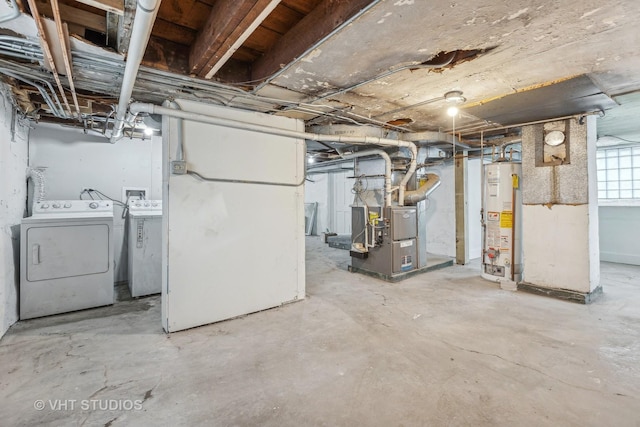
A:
<box><xmin>33</xmin><ymin>200</ymin><xmax>113</xmax><ymax>215</ymax></box>
<box><xmin>129</xmin><ymin>200</ymin><xmax>162</xmax><ymax>213</ymax></box>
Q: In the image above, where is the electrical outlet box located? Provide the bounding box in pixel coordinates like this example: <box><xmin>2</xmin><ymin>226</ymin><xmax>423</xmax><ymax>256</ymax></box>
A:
<box><xmin>171</xmin><ymin>160</ymin><xmax>187</xmax><ymax>175</ymax></box>
<box><xmin>122</xmin><ymin>187</ymin><xmax>148</xmax><ymax>202</ymax></box>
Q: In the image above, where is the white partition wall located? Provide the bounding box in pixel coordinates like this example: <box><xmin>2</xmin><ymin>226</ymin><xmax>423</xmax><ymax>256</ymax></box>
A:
<box><xmin>162</xmin><ymin>100</ymin><xmax>305</xmax><ymax>332</ymax></box>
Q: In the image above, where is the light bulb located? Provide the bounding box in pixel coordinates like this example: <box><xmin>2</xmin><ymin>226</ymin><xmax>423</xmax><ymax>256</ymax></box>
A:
<box><xmin>144</xmin><ymin>128</ymin><xmax>153</xmax><ymax>136</ymax></box>
<box><xmin>307</xmin><ymin>157</ymin><xmax>315</xmax><ymax>164</ymax></box>
<box><xmin>447</xmin><ymin>106</ymin><xmax>459</xmax><ymax>117</ymax></box>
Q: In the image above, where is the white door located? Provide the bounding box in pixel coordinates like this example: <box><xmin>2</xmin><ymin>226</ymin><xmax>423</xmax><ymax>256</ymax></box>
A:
<box><xmin>330</xmin><ymin>170</ymin><xmax>353</xmax><ymax>235</ymax></box>
<box><xmin>26</xmin><ymin>224</ymin><xmax>110</xmax><ymax>281</ymax></box>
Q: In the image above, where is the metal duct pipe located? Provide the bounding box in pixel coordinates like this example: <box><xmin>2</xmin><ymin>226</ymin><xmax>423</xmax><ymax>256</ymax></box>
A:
<box><xmin>129</xmin><ymin>102</ymin><xmax>418</xmax><ymax>205</ymax></box>
<box><xmin>403</xmin><ymin>173</ymin><xmax>441</xmax><ymax>205</ymax></box>
<box><xmin>0</xmin><ymin>0</ymin><xmax>20</xmax><ymax>24</ymax></box>
<box><xmin>26</xmin><ymin>167</ymin><xmax>46</xmax><ymax>216</ymax></box>
<box><xmin>110</xmin><ymin>0</ymin><xmax>160</xmax><ymax>142</ymax></box>
<box><xmin>340</xmin><ymin>149</ymin><xmax>392</xmax><ymax>207</ymax></box>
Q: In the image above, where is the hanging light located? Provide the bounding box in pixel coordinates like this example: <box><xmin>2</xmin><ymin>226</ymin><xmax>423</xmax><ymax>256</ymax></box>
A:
<box><xmin>447</xmin><ymin>106</ymin><xmax>459</xmax><ymax>117</ymax></box>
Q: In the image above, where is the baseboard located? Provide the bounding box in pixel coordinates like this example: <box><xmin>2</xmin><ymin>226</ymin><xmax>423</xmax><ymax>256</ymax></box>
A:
<box><xmin>600</xmin><ymin>251</ymin><xmax>640</xmax><ymax>266</ymax></box>
<box><xmin>518</xmin><ymin>282</ymin><xmax>603</xmax><ymax>304</ymax></box>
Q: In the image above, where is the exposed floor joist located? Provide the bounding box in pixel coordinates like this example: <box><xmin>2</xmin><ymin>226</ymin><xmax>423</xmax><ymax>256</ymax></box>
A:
<box><xmin>189</xmin><ymin>0</ymin><xmax>282</xmax><ymax>78</ymax></box>
<box><xmin>74</xmin><ymin>0</ymin><xmax>124</xmax><ymax>16</ymax></box>
<box><xmin>250</xmin><ymin>0</ymin><xmax>376</xmax><ymax>82</ymax></box>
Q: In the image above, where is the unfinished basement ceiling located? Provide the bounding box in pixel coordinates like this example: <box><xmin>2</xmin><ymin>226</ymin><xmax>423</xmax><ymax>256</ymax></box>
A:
<box><xmin>0</xmin><ymin>0</ymin><xmax>639</xmax><ymax>147</ymax></box>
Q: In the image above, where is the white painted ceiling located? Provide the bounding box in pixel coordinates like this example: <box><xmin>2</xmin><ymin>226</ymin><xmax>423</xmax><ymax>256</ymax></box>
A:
<box><xmin>0</xmin><ymin>0</ymin><xmax>639</xmax><ymax>148</ymax></box>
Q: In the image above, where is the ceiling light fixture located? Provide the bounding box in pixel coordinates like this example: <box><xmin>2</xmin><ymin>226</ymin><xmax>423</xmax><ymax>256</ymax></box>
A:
<box><xmin>444</xmin><ymin>90</ymin><xmax>466</xmax><ymax>103</ymax></box>
<box><xmin>447</xmin><ymin>106</ymin><xmax>459</xmax><ymax>117</ymax></box>
<box><xmin>144</xmin><ymin>127</ymin><xmax>154</xmax><ymax>136</ymax></box>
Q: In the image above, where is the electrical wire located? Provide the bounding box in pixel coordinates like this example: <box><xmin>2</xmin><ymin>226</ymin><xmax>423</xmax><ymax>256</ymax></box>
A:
<box><xmin>79</xmin><ymin>188</ymin><xmax>129</xmax><ymax>218</ymax></box>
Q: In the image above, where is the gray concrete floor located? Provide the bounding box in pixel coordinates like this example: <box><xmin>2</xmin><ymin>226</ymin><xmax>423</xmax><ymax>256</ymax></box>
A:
<box><xmin>1</xmin><ymin>236</ymin><xmax>640</xmax><ymax>426</ymax></box>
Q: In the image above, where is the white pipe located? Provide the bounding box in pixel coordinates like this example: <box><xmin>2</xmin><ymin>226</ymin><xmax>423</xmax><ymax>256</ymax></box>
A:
<box><xmin>110</xmin><ymin>0</ymin><xmax>160</xmax><ymax>142</ymax></box>
<box><xmin>163</xmin><ymin>100</ymin><xmax>183</xmax><ymax>160</ymax></box>
<box><xmin>129</xmin><ymin>102</ymin><xmax>418</xmax><ymax>203</ymax></box>
<box><xmin>340</xmin><ymin>149</ymin><xmax>392</xmax><ymax>207</ymax></box>
<box><xmin>0</xmin><ymin>0</ymin><xmax>20</xmax><ymax>24</ymax></box>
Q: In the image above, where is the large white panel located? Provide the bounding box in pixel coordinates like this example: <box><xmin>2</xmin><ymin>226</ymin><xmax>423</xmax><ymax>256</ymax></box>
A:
<box><xmin>329</xmin><ymin>170</ymin><xmax>353</xmax><ymax>235</ymax></box>
<box><xmin>467</xmin><ymin>159</ymin><xmax>482</xmax><ymax>259</ymax></box>
<box><xmin>163</xmin><ymin>101</ymin><xmax>305</xmax><ymax>332</ymax></box>
<box><xmin>425</xmin><ymin>164</ymin><xmax>455</xmax><ymax>257</ymax></box>
<box><xmin>522</xmin><ymin>204</ymin><xmax>593</xmax><ymax>292</ymax></box>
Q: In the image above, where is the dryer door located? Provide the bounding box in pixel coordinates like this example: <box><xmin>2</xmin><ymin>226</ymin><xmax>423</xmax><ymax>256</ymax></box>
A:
<box><xmin>26</xmin><ymin>224</ymin><xmax>111</xmax><ymax>281</ymax></box>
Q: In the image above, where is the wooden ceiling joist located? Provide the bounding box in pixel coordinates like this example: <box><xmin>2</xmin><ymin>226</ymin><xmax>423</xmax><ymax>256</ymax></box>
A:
<box><xmin>74</xmin><ymin>0</ymin><xmax>124</xmax><ymax>16</ymax></box>
<box><xmin>34</xmin><ymin>0</ymin><xmax>107</xmax><ymax>34</ymax></box>
<box><xmin>251</xmin><ymin>0</ymin><xmax>375</xmax><ymax>82</ymax></box>
<box><xmin>189</xmin><ymin>0</ymin><xmax>282</xmax><ymax>78</ymax></box>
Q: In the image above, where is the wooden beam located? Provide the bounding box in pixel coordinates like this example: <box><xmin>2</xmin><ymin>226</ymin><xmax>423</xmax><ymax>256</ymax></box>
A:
<box><xmin>34</xmin><ymin>0</ymin><xmax>106</xmax><ymax>33</ymax></box>
<box><xmin>251</xmin><ymin>0</ymin><xmax>375</xmax><ymax>82</ymax></box>
<box><xmin>26</xmin><ymin>0</ymin><xmax>73</xmax><ymax>116</ymax></box>
<box><xmin>189</xmin><ymin>0</ymin><xmax>281</xmax><ymax>78</ymax></box>
<box><xmin>152</xmin><ymin>18</ymin><xmax>198</xmax><ymax>46</ymax></box>
<box><xmin>51</xmin><ymin>0</ymin><xmax>81</xmax><ymax>118</ymax></box>
<box><xmin>117</xmin><ymin>0</ymin><xmax>136</xmax><ymax>54</ymax></box>
<box><xmin>74</xmin><ymin>0</ymin><xmax>124</xmax><ymax>16</ymax></box>
<box><xmin>142</xmin><ymin>35</ymin><xmax>189</xmax><ymax>74</ymax></box>
<box><xmin>106</xmin><ymin>11</ymin><xmax>119</xmax><ymax>49</ymax></box>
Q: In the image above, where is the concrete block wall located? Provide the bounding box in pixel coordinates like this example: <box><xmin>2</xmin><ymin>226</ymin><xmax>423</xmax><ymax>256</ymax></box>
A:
<box><xmin>521</xmin><ymin>116</ymin><xmax>600</xmax><ymax>296</ymax></box>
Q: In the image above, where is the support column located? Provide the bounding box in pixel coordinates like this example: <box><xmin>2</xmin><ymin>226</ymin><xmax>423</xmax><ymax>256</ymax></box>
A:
<box><xmin>520</xmin><ymin>115</ymin><xmax>601</xmax><ymax>303</ymax></box>
<box><xmin>455</xmin><ymin>151</ymin><xmax>469</xmax><ymax>264</ymax></box>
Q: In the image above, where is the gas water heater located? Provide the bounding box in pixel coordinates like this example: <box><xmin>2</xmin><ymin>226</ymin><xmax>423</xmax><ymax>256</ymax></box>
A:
<box><xmin>481</xmin><ymin>159</ymin><xmax>522</xmax><ymax>283</ymax></box>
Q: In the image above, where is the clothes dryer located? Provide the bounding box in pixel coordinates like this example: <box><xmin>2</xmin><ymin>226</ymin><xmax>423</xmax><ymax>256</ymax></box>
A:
<box><xmin>20</xmin><ymin>200</ymin><xmax>114</xmax><ymax>319</ymax></box>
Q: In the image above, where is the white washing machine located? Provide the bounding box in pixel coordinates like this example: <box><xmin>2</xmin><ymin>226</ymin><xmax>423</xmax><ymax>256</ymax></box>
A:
<box><xmin>20</xmin><ymin>200</ymin><xmax>115</xmax><ymax>319</ymax></box>
<box><xmin>127</xmin><ymin>200</ymin><xmax>162</xmax><ymax>297</ymax></box>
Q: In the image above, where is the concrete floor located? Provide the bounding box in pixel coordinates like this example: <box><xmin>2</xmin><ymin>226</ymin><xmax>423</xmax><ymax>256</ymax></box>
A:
<box><xmin>1</xmin><ymin>237</ymin><xmax>639</xmax><ymax>426</ymax></box>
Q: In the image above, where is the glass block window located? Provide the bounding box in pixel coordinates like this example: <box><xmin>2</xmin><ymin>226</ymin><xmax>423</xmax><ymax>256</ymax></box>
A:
<box><xmin>597</xmin><ymin>145</ymin><xmax>640</xmax><ymax>199</ymax></box>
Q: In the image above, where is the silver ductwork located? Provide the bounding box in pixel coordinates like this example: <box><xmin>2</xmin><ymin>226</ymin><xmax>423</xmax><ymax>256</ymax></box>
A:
<box><xmin>403</xmin><ymin>173</ymin><xmax>441</xmax><ymax>205</ymax></box>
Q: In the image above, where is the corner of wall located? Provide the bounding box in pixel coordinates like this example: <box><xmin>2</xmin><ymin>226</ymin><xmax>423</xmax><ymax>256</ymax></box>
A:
<box><xmin>0</xmin><ymin>83</ymin><xmax>29</xmax><ymax>339</ymax></box>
